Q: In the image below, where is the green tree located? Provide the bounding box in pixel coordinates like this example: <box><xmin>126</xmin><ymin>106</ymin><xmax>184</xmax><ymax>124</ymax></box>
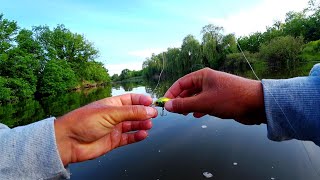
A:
<box><xmin>6</xmin><ymin>78</ymin><xmax>35</xmax><ymax>101</ymax></box>
<box><xmin>111</xmin><ymin>74</ymin><xmax>120</xmax><ymax>81</ymax></box>
<box><xmin>33</xmin><ymin>25</ymin><xmax>100</xmax><ymax>81</ymax></box>
<box><xmin>164</xmin><ymin>48</ymin><xmax>181</xmax><ymax>78</ymax></box>
<box><xmin>0</xmin><ymin>14</ymin><xmax>18</xmax><ymax>53</ymax></box>
<box><xmin>201</xmin><ymin>24</ymin><xmax>224</xmax><ymax>68</ymax></box>
<box><xmin>39</xmin><ymin>59</ymin><xmax>77</xmax><ymax>95</ymax></box>
<box><xmin>119</xmin><ymin>69</ymin><xmax>131</xmax><ymax>81</ymax></box>
<box><xmin>301</xmin><ymin>39</ymin><xmax>320</xmax><ymax>61</ymax></box>
<box><xmin>304</xmin><ymin>8</ymin><xmax>320</xmax><ymax>42</ymax></box>
<box><xmin>238</xmin><ymin>32</ymin><xmax>264</xmax><ymax>53</ymax></box>
<box><xmin>283</xmin><ymin>11</ymin><xmax>307</xmax><ymax>38</ymax></box>
<box><xmin>221</xmin><ymin>34</ymin><xmax>238</xmax><ymax>54</ymax></box>
<box><xmin>0</xmin><ymin>77</ymin><xmax>12</xmax><ymax>103</ymax></box>
<box><xmin>179</xmin><ymin>35</ymin><xmax>202</xmax><ymax>74</ymax></box>
<box><xmin>83</xmin><ymin>61</ymin><xmax>110</xmax><ymax>82</ymax></box>
<box><xmin>260</xmin><ymin>36</ymin><xmax>304</xmax><ymax>75</ymax></box>
<box><xmin>200</xmin><ymin>25</ymin><xmax>237</xmax><ymax>70</ymax></box>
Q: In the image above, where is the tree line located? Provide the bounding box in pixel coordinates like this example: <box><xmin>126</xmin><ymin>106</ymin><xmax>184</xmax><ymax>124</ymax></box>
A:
<box><xmin>0</xmin><ymin>15</ymin><xmax>110</xmax><ymax>103</ymax></box>
<box><xmin>141</xmin><ymin>1</ymin><xmax>320</xmax><ymax>81</ymax></box>
<box><xmin>111</xmin><ymin>69</ymin><xmax>143</xmax><ymax>82</ymax></box>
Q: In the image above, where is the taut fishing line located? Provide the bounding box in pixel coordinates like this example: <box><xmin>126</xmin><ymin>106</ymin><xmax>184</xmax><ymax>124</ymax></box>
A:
<box><xmin>236</xmin><ymin>40</ymin><xmax>320</xmax><ymax>177</ymax></box>
<box><xmin>152</xmin><ymin>52</ymin><xmax>165</xmax><ymax>92</ymax></box>
<box><xmin>152</xmin><ymin>52</ymin><xmax>167</xmax><ymax>115</ymax></box>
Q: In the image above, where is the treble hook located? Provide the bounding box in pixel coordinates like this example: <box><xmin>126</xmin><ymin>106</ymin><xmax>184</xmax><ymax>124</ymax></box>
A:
<box><xmin>160</xmin><ymin>107</ymin><xmax>167</xmax><ymax>116</ymax></box>
<box><xmin>152</xmin><ymin>97</ymin><xmax>170</xmax><ymax>116</ymax></box>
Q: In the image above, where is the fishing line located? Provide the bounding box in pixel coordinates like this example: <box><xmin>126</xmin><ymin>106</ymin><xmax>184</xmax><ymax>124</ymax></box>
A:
<box><xmin>237</xmin><ymin>42</ymin><xmax>260</xmax><ymax>81</ymax></box>
<box><xmin>236</xmin><ymin>40</ymin><xmax>320</xmax><ymax>177</ymax></box>
<box><xmin>152</xmin><ymin>52</ymin><xmax>165</xmax><ymax>92</ymax></box>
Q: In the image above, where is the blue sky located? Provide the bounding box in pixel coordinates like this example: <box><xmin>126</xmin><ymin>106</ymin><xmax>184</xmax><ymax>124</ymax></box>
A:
<box><xmin>1</xmin><ymin>0</ymin><xmax>309</xmax><ymax>75</ymax></box>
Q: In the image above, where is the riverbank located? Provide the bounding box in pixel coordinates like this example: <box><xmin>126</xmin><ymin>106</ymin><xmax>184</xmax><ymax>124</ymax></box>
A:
<box><xmin>111</xmin><ymin>76</ymin><xmax>143</xmax><ymax>83</ymax></box>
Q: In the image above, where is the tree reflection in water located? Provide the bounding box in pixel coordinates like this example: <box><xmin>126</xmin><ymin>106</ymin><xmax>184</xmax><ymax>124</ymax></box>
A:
<box><xmin>0</xmin><ymin>85</ymin><xmax>112</xmax><ymax>128</ymax></box>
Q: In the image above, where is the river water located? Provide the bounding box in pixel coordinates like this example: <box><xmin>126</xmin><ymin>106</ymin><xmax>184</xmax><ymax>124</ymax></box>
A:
<box><xmin>69</xmin><ymin>85</ymin><xmax>320</xmax><ymax>180</ymax></box>
<box><xmin>1</xmin><ymin>83</ymin><xmax>320</xmax><ymax>179</ymax></box>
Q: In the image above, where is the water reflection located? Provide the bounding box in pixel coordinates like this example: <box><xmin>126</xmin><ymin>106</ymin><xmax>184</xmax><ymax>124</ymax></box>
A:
<box><xmin>0</xmin><ymin>85</ymin><xmax>112</xmax><ymax>128</ymax></box>
<box><xmin>1</xmin><ymin>82</ymin><xmax>320</xmax><ymax>179</ymax></box>
<box><xmin>0</xmin><ymin>99</ymin><xmax>44</xmax><ymax>128</ymax></box>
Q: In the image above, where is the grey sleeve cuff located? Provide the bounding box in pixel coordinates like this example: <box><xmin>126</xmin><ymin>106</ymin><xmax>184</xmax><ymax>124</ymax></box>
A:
<box><xmin>262</xmin><ymin>77</ymin><xmax>320</xmax><ymax>146</ymax></box>
<box><xmin>0</xmin><ymin>117</ymin><xmax>70</xmax><ymax>180</ymax></box>
<box><xmin>0</xmin><ymin>123</ymin><xmax>9</xmax><ymax>130</ymax></box>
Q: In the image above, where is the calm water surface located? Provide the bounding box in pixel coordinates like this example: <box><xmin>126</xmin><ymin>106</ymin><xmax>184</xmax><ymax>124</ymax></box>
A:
<box><xmin>1</xmin><ymin>83</ymin><xmax>320</xmax><ymax>179</ymax></box>
<box><xmin>68</xmin><ymin>85</ymin><xmax>320</xmax><ymax>180</ymax></box>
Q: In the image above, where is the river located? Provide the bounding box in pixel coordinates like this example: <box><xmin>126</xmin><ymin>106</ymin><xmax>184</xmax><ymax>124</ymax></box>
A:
<box><xmin>1</xmin><ymin>83</ymin><xmax>320</xmax><ymax>179</ymax></box>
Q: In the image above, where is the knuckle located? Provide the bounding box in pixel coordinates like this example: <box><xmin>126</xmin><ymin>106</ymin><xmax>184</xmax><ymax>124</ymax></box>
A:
<box><xmin>172</xmin><ymin>100</ymin><xmax>184</xmax><ymax>113</ymax></box>
<box><xmin>203</xmin><ymin>67</ymin><xmax>214</xmax><ymax>75</ymax></box>
<box><xmin>130</xmin><ymin>106</ymin><xmax>143</xmax><ymax>117</ymax></box>
<box><xmin>203</xmin><ymin>67</ymin><xmax>212</xmax><ymax>72</ymax></box>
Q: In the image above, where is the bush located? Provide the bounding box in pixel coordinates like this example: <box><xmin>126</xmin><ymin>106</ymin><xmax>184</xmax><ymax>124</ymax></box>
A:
<box><xmin>39</xmin><ymin>59</ymin><xmax>77</xmax><ymax>95</ymax></box>
<box><xmin>260</xmin><ymin>36</ymin><xmax>304</xmax><ymax>76</ymax></box>
<box><xmin>301</xmin><ymin>39</ymin><xmax>320</xmax><ymax>61</ymax></box>
<box><xmin>0</xmin><ymin>77</ymin><xmax>12</xmax><ymax>103</ymax></box>
<box><xmin>82</xmin><ymin>61</ymin><xmax>110</xmax><ymax>82</ymax></box>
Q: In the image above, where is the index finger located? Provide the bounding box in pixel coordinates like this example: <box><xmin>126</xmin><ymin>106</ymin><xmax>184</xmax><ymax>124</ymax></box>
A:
<box><xmin>165</xmin><ymin>69</ymin><xmax>204</xmax><ymax>98</ymax></box>
<box><xmin>120</xmin><ymin>93</ymin><xmax>153</xmax><ymax>106</ymax></box>
<box><xmin>101</xmin><ymin>93</ymin><xmax>153</xmax><ymax>106</ymax></box>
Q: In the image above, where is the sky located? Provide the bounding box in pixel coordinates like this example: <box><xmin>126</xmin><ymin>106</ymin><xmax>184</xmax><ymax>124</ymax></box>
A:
<box><xmin>1</xmin><ymin>0</ymin><xmax>309</xmax><ymax>75</ymax></box>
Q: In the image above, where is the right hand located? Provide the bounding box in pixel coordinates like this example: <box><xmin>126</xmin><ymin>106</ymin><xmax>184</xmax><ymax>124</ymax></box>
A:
<box><xmin>164</xmin><ymin>68</ymin><xmax>267</xmax><ymax>125</ymax></box>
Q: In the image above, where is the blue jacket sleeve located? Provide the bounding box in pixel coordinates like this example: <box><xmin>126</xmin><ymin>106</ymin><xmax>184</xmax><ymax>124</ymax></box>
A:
<box><xmin>262</xmin><ymin>64</ymin><xmax>320</xmax><ymax>146</ymax></box>
<box><xmin>0</xmin><ymin>117</ymin><xmax>70</xmax><ymax>180</ymax></box>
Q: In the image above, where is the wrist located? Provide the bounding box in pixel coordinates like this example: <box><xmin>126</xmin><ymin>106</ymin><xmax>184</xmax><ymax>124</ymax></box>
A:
<box><xmin>242</xmin><ymin>80</ymin><xmax>267</xmax><ymax>124</ymax></box>
<box><xmin>54</xmin><ymin>118</ymin><xmax>72</xmax><ymax>166</ymax></box>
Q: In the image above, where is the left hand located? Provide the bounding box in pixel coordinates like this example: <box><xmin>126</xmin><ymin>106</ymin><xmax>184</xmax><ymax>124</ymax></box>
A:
<box><xmin>54</xmin><ymin>93</ymin><xmax>158</xmax><ymax>166</ymax></box>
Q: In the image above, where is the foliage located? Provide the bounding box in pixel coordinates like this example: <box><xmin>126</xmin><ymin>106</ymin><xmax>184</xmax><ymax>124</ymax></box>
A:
<box><xmin>111</xmin><ymin>74</ymin><xmax>120</xmax><ymax>81</ymax></box>
<box><xmin>33</xmin><ymin>25</ymin><xmax>100</xmax><ymax>81</ymax></box>
<box><xmin>237</xmin><ymin>32</ymin><xmax>264</xmax><ymax>53</ymax></box>
<box><xmin>223</xmin><ymin>52</ymin><xmax>254</xmax><ymax>75</ymax></box>
<box><xmin>82</xmin><ymin>61</ymin><xmax>110</xmax><ymax>82</ymax></box>
<box><xmin>301</xmin><ymin>39</ymin><xmax>320</xmax><ymax>61</ymax></box>
<box><xmin>0</xmin><ymin>77</ymin><xmax>12</xmax><ymax>103</ymax></box>
<box><xmin>142</xmin><ymin>3</ymin><xmax>320</xmax><ymax>81</ymax></box>
<box><xmin>0</xmin><ymin>15</ymin><xmax>110</xmax><ymax>103</ymax></box>
<box><xmin>201</xmin><ymin>25</ymin><xmax>224</xmax><ymax>68</ymax></box>
<box><xmin>260</xmin><ymin>36</ymin><xmax>304</xmax><ymax>76</ymax></box>
<box><xmin>117</xmin><ymin>69</ymin><xmax>142</xmax><ymax>81</ymax></box>
<box><xmin>179</xmin><ymin>35</ymin><xmax>202</xmax><ymax>74</ymax></box>
<box><xmin>0</xmin><ymin>85</ymin><xmax>112</xmax><ymax>127</ymax></box>
<box><xmin>39</xmin><ymin>59</ymin><xmax>77</xmax><ymax>95</ymax></box>
<box><xmin>0</xmin><ymin>14</ymin><xmax>18</xmax><ymax>53</ymax></box>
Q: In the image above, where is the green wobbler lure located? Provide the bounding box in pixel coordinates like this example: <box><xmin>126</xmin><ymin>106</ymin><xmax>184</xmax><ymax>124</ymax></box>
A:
<box><xmin>153</xmin><ymin>97</ymin><xmax>171</xmax><ymax>116</ymax></box>
<box><xmin>153</xmin><ymin>97</ymin><xmax>171</xmax><ymax>107</ymax></box>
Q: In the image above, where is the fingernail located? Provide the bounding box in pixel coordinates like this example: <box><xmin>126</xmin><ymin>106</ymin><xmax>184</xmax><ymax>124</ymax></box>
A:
<box><xmin>146</xmin><ymin>107</ymin><xmax>156</xmax><ymax>116</ymax></box>
<box><xmin>165</xmin><ymin>100</ymin><xmax>173</xmax><ymax>111</ymax></box>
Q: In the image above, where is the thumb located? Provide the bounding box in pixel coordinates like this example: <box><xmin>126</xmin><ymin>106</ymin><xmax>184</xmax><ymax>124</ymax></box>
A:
<box><xmin>165</xmin><ymin>96</ymin><xmax>203</xmax><ymax>114</ymax></box>
<box><xmin>108</xmin><ymin>105</ymin><xmax>157</xmax><ymax>124</ymax></box>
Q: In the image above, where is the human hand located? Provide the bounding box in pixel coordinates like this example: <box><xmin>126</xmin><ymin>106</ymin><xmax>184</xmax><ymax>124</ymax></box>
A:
<box><xmin>54</xmin><ymin>93</ymin><xmax>157</xmax><ymax>166</ymax></box>
<box><xmin>164</xmin><ymin>68</ymin><xmax>266</xmax><ymax>125</ymax></box>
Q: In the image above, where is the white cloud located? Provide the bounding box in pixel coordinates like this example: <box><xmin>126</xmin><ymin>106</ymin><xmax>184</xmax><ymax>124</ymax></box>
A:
<box><xmin>206</xmin><ymin>0</ymin><xmax>309</xmax><ymax>36</ymax></box>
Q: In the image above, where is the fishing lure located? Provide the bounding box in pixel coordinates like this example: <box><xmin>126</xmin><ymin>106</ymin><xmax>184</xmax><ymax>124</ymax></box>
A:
<box><xmin>153</xmin><ymin>97</ymin><xmax>171</xmax><ymax>116</ymax></box>
<box><xmin>153</xmin><ymin>97</ymin><xmax>171</xmax><ymax>107</ymax></box>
